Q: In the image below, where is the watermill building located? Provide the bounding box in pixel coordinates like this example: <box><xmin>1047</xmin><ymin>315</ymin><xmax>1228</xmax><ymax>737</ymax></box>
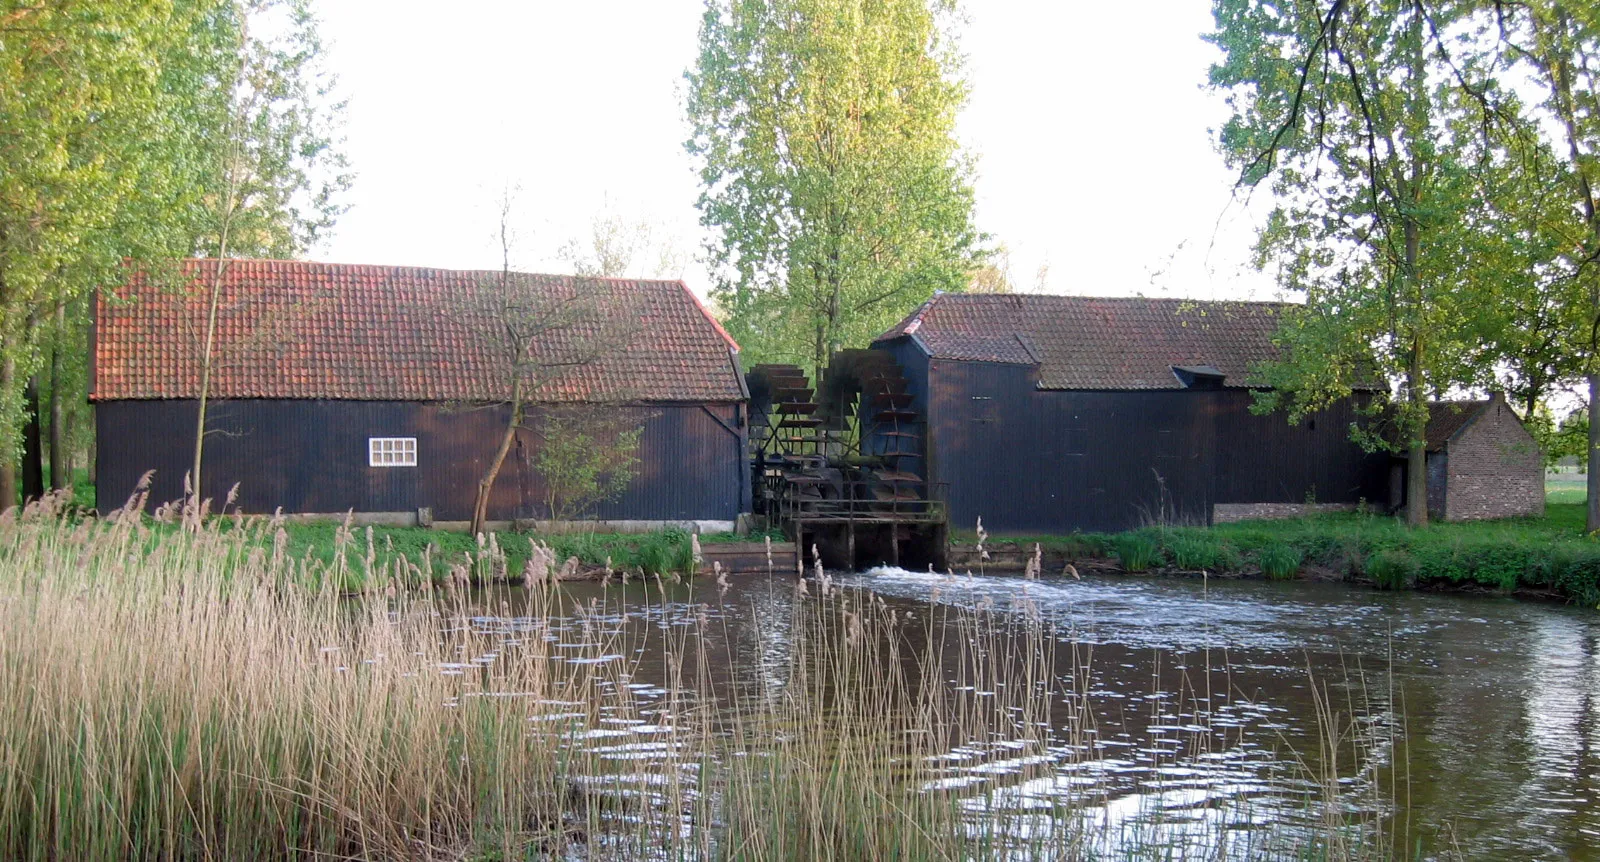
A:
<box><xmin>870</xmin><ymin>294</ymin><xmax>1390</xmax><ymax>535</ymax></box>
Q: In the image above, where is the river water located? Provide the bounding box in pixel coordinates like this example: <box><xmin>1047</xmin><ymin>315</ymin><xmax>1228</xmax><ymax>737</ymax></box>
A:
<box><xmin>467</xmin><ymin>570</ymin><xmax>1600</xmax><ymax>860</ymax></box>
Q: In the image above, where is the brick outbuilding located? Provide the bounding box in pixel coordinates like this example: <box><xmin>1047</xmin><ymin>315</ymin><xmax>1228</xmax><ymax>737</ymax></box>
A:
<box><xmin>1410</xmin><ymin>392</ymin><xmax>1544</xmax><ymax>522</ymax></box>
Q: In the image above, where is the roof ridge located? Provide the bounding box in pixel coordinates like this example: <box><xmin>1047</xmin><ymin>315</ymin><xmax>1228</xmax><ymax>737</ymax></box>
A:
<box><xmin>903</xmin><ymin>293</ymin><xmax>942</xmax><ymax>335</ymax></box>
<box><xmin>675</xmin><ymin>279</ymin><xmax>740</xmax><ymax>353</ymax></box>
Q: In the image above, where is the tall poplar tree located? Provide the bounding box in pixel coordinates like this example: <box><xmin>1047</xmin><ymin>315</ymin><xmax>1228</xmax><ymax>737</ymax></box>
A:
<box><xmin>185</xmin><ymin>0</ymin><xmax>349</xmax><ymax>526</ymax></box>
<box><xmin>685</xmin><ymin>0</ymin><xmax>981</xmax><ymax>373</ymax></box>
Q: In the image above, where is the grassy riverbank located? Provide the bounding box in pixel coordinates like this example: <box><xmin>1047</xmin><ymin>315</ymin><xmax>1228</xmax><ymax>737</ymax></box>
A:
<box><xmin>957</xmin><ymin>503</ymin><xmax>1600</xmax><ymax>605</ymax></box>
<box><xmin>118</xmin><ymin>515</ymin><xmax>776</xmax><ymax>591</ymax></box>
<box><xmin>0</xmin><ymin>499</ymin><xmax>1410</xmax><ymax>860</ymax></box>
<box><xmin>266</xmin><ymin>520</ymin><xmax>706</xmax><ymax>586</ymax></box>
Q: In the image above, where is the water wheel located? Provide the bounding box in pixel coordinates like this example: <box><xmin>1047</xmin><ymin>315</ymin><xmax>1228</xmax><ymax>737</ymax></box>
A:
<box><xmin>748</xmin><ymin>352</ymin><xmax>939</xmax><ymax>565</ymax></box>
<box><xmin>746</xmin><ymin>364</ymin><xmax>834</xmax><ymax>521</ymax></box>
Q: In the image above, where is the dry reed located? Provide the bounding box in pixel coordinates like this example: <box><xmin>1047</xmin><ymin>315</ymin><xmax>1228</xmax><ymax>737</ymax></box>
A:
<box><xmin>0</xmin><ymin>489</ymin><xmax>1412</xmax><ymax>860</ymax></box>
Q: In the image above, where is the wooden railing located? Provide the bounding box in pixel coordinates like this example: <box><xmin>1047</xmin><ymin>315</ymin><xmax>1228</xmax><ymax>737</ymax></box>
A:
<box><xmin>763</xmin><ymin>471</ymin><xmax>947</xmax><ymax>529</ymax></box>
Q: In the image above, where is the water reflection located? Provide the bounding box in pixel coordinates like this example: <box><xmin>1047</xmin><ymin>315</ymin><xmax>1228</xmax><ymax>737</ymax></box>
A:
<box><xmin>455</xmin><ymin>569</ymin><xmax>1599</xmax><ymax>860</ymax></box>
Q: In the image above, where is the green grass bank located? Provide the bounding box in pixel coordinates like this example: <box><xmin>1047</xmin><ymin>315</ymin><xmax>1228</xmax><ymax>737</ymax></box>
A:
<box><xmin>201</xmin><ymin>519</ymin><xmax>782</xmax><ymax>592</ymax></box>
<box><xmin>33</xmin><ymin>472</ymin><xmax>775</xmax><ymax>591</ymax></box>
<box><xmin>956</xmin><ymin>503</ymin><xmax>1600</xmax><ymax>606</ymax></box>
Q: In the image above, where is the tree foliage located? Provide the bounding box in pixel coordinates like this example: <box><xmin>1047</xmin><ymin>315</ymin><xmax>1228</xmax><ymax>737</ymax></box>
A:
<box><xmin>0</xmin><ymin>1</ymin><xmax>225</xmax><ymax>504</ymax></box>
<box><xmin>193</xmin><ymin>0</ymin><xmax>350</xmax><ymax>262</ymax></box>
<box><xmin>534</xmin><ymin>408</ymin><xmax>645</xmax><ymax>522</ymax></box>
<box><xmin>685</xmin><ymin>0</ymin><xmax>981</xmax><ymax>373</ymax></box>
<box><xmin>1209</xmin><ymin>0</ymin><xmax>1504</xmax><ymax>525</ymax></box>
<box><xmin>1208</xmin><ymin>0</ymin><xmax>1600</xmax><ymax>528</ymax></box>
<box><xmin>1485</xmin><ymin>1</ymin><xmax>1600</xmax><ymax>526</ymax></box>
<box><xmin>558</xmin><ymin>208</ymin><xmax>687</xmax><ymax>280</ymax></box>
<box><xmin>0</xmin><ymin>0</ymin><xmax>346</xmax><ymax>510</ymax></box>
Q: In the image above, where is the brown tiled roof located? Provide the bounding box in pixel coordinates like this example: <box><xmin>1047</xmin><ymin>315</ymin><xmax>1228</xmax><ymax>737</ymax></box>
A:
<box><xmin>876</xmin><ymin>294</ymin><xmax>1290</xmax><ymax>390</ymax></box>
<box><xmin>93</xmin><ymin>259</ymin><xmax>744</xmax><ymax>403</ymax></box>
<box><xmin>1423</xmin><ymin>400</ymin><xmax>1489</xmax><ymax>451</ymax></box>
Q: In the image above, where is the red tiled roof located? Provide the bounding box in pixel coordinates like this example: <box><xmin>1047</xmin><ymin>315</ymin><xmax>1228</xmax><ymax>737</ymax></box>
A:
<box><xmin>1423</xmin><ymin>399</ymin><xmax>1489</xmax><ymax>451</ymax></box>
<box><xmin>877</xmin><ymin>294</ymin><xmax>1290</xmax><ymax>390</ymax></box>
<box><xmin>93</xmin><ymin>259</ymin><xmax>744</xmax><ymax>403</ymax></box>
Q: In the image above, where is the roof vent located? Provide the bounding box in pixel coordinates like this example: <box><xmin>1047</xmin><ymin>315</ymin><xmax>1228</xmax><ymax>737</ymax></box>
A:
<box><xmin>1171</xmin><ymin>365</ymin><xmax>1226</xmax><ymax>389</ymax></box>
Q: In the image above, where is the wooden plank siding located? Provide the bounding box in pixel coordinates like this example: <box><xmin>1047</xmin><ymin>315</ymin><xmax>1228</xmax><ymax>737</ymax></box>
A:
<box><xmin>1210</xmin><ymin>390</ymin><xmax>1388</xmax><ymax>507</ymax></box>
<box><xmin>892</xmin><ymin>352</ymin><xmax>1388</xmax><ymax>536</ymax></box>
<box><xmin>861</xmin><ymin>337</ymin><xmax>931</xmax><ymax>484</ymax></box>
<box><xmin>96</xmin><ymin>400</ymin><xmax>748</xmax><ymax>522</ymax></box>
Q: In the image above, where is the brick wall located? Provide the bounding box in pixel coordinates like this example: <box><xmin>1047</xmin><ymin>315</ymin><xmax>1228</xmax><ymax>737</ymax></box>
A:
<box><xmin>1443</xmin><ymin>397</ymin><xmax>1544</xmax><ymax>521</ymax></box>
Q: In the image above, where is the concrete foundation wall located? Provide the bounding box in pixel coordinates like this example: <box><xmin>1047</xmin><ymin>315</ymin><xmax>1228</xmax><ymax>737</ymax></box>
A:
<box><xmin>1212</xmin><ymin>503</ymin><xmax>1360</xmax><ymax>523</ymax></box>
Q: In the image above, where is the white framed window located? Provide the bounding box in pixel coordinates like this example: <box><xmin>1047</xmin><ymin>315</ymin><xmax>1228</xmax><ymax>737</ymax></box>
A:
<box><xmin>368</xmin><ymin>437</ymin><xmax>417</xmax><ymax>467</ymax></box>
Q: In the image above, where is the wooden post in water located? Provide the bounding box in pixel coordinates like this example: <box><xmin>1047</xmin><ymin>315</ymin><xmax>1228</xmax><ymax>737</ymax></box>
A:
<box><xmin>846</xmin><ymin>522</ymin><xmax>856</xmax><ymax>571</ymax></box>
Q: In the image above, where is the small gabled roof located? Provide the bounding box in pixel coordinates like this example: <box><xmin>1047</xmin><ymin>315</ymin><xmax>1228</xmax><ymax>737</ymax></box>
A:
<box><xmin>876</xmin><ymin>293</ymin><xmax>1290</xmax><ymax>390</ymax></box>
<box><xmin>93</xmin><ymin>259</ymin><xmax>744</xmax><ymax>403</ymax></box>
<box><xmin>1423</xmin><ymin>399</ymin><xmax>1491</xmax><ymax>452</ymax></box>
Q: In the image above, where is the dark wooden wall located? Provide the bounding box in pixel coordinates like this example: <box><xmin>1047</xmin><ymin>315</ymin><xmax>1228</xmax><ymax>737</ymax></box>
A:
<box><xmin>96</xmin><ymin>399</ymin><xmax>748</xmax><ymax>522</ymax></box>
<box><xmin>1210</xmin><ymin>389</ymin><xmax>1389</xmax><ymax>505</ymax></box>
<box><xmin>880</xmin><ymin>347</ymin><xmax>1388</xmax><ymax>535</ymax></box>
<box><xmin>863</xmin><ymin>337</ymin><xmax>931</xmax><ymax>482</ymax></box>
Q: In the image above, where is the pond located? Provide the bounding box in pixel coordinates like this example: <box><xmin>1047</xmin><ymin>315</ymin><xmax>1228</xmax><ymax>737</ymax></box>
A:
<box><xmin>459</xmin><ymin>570</ymin><xmax>1600</xmax><ymax>860</ymax></box>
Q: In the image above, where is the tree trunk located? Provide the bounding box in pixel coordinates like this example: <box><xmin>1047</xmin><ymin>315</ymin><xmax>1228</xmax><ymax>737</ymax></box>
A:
<box><xmin>190</xmin><ymin>259</ymin><xmax>229</xmax><ymax>530</ymax></box>
<box><xmin>813</xmin><ymin>322</ymin><xmax>827</xmax><ymax>381</ymax></box>
<box><xmin>471</xmin><ymin>388</ymin><xmax>523</xmax><ymax>538</ymax></box>
<box><xmin>0</xmin><ymin>352</ymin><xmax>16</xmax><ymax>512</ymax></box>
<box><xmin>1404</xmin><ymin>318</ymin><xmax>1428</xmax><ymax>527</ymax></box>
<box><xmin>1405</xmin><ymin>414</ymin><xmax>1429</xmax><ymax>527</ymax></box>
<box><xmin>21</xmin><ymin>377</ymin><xmax>43</xmax><ymax>502</ymax></box>
<box><xmin>1403</xmin><ymin>215</ymin><xmax>1428</xmax><ymax>527</ymax></box>
<box><xmin>1589</xmin><ymin>375</ymin><xmax>1600</xmax><ymax>534</ymax></box>
<box><xmin>1400</xmin><ymin>8</ymin><xmax>1430</xmax><ymax>529</ymax></box>
<box><xmin>48</xmin><ymin>302</ymin><xmax>65</xmax><ymax>491</ymax></box>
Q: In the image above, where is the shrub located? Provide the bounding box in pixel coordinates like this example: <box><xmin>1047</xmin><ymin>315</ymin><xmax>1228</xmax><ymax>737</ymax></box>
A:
<box><xmin>636</xmin><ymin>535</ymin><xmax>675</xmax><ymax>576</ymax></box>
<box><xmin>1332</xmin><ymin>536</ymin><xmax>1367</xmax><ymax>578</ymax></box>
<box><xmin>1214</xmin><ymin>543</ymin><xmax>1245</xmax><ymax>573</ymax></box>
<box><xmin>1369</xmin><ymin>549</ymin><xmax>1419</xmax><ymax>590</ymax></box>
<box><xmin>1257</xmin><ymin>543</ymin><xmax>1303</xmax><ymax>580</ymax></box>
<box><xmin>1113</xmin><ymin>533</ymin><xmax>1161</xmax><ymax>573</ymax></box>
<box><xmin>674</xmin><ymin>534</ymin><xmax>697</xmax><ymax>575</ymax></box>
<box><xmin>1551</xmin><ymin>547</ymin><xmax>1600</xmax><ymax>605</ymax></box>
<box><xmin>1166</xmin><ymin>532</ymin><xmax>1222</xmax><ymax>570</ymax></box>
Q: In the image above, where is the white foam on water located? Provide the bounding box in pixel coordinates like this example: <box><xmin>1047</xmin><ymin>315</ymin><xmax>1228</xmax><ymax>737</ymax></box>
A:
<box><xmin>862</xmin><ymin>565</ymin><xmax>944</xmax><ymax>580</ymax></box>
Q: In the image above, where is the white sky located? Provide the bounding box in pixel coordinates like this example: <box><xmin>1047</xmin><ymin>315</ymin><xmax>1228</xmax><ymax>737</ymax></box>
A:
<box><xmin>316</xmin><ymin>1</ymin><xmax>1279</xmax><ymax>302</ymax></box>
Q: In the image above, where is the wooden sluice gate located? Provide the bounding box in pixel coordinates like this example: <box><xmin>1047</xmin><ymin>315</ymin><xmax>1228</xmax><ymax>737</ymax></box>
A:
<box><xmin>698</xmin><ymin>541</ymin><xmax>799</xmax><ymax>575</ymax></box>
<box><xmin>746</xmin><ymin>352</ymin><xmax>949</xmax><ymax>572</ymax></box>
